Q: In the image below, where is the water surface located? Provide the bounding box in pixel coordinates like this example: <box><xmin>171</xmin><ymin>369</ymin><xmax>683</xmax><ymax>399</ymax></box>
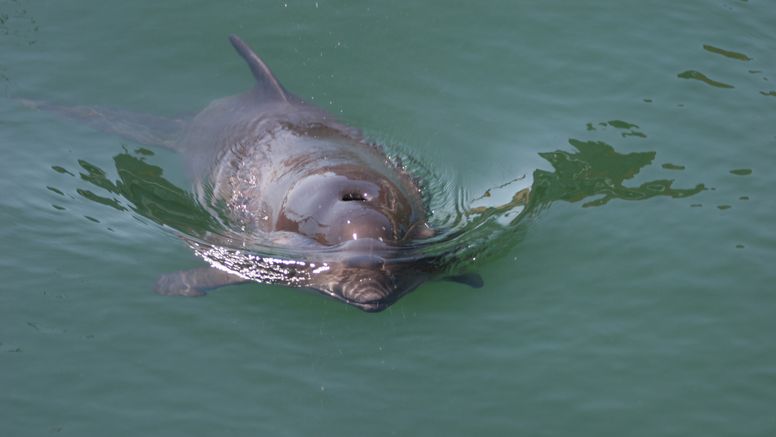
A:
<box><xmin>2</xmin><ymin>1</ymin><xmax>775</xmax><ymax>435</ymax></box>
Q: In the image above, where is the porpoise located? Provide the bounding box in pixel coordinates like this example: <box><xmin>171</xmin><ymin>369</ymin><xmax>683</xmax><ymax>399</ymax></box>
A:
<box><xmin>27</xmin><ymin>35</ymin><xmax>483</xmax><ymax>311</ymax></box>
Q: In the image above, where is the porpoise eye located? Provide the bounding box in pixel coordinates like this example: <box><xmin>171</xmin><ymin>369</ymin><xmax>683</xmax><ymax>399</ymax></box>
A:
<box><xmin>341</xmin><ymin>192</ymin><xmax>368</xmax><ymax>202</ymax></box>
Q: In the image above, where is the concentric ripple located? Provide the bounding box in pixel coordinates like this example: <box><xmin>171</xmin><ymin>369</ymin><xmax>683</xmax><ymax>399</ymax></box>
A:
<box><xmin>50</xmin><ymin>132</ymin><xmax>705</xmax><ymax>287</ymax></box>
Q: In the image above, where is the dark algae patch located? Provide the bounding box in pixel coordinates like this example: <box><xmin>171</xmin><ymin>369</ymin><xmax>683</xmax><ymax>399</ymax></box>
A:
<box><xmin>678</xmin><ymin>70</ymin><xmax>734</xmax><ymax>89</ymax></box>
<box><xmin>585</xmin><ymin>120</ymin><xmax>646</xmax><ymax>138</ymax></box>
<box><xmin>702</xmin><ymin>44</ymin><xmax>752</xmax><ymax>61</ymax></box>
<box><xmin>51</xmin><ymin>165</ymin><xmax>74</xmax><ymax>176</ymax></box>
<box><xmin>607</xmin><ymin>120</ymin><xmax>639</xmax><ymax>130</ymax></box>
<box><xmin>52</xmin><ymin>150</ymin><xmax>220</xmax><ymax>236</ymax></box>
<box><xmin>46</xmin><ymin>186</ymin><xmax>64</xmax><ymax>195</ymax></box>
<box><xmin>530</xmin><ymin>139</ymin><xmax>704</xmax><ymax>208</ymax></box>
<box><xmin>730</xmin><ymin>168</ymin><xmax>752</xmax><ymax>176</ymax></box>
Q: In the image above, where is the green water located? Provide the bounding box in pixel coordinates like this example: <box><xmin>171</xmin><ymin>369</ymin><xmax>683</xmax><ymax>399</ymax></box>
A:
<box><xmin>2</xmin><ymin>1</ymin><xmax>775</xmax><ymax>435</ymax></box>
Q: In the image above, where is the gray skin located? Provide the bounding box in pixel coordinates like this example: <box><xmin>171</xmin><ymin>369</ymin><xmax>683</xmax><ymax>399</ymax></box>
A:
<box><xmin>28</xmin><ymin>35</ymin><xmax>482</xmax><ymax>311</ymax></box>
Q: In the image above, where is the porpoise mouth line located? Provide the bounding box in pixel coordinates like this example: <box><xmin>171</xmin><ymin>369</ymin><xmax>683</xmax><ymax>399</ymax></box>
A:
<box><xmin>313</xmin><ymin>287</ymin><xmax>390</xmax><ymax>312</ymax></box>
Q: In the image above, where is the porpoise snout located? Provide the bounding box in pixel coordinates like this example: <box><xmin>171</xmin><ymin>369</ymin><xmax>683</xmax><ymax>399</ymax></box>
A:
<box><xmin>340</xmin><ymin>276</ymin><xmax>393</xmax><ymax>312</ymax></box>
<box><xmin>345</xmin><ymin>286</ymin><xmax>385</xmax><ymax>304</ymax></box>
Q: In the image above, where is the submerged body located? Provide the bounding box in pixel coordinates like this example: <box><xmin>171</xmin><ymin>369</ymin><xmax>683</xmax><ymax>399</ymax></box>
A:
<box><xmin>30</xmin><ymin>35</ymin><xmax>482</xmax><ymax>311</ymax></box>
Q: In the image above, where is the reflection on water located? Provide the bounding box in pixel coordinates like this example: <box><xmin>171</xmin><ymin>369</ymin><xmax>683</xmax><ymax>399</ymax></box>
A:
<box><xmin>74</xmin><ymin>148</ymin><xmax>220</xmax><ymax>235</ymax></box>
<box><xmin>678</xmin><ymin>70</ymin><xmax>734</xmax><ymax>89</ymax></box>
<box><xmin>678</xmin><ymin>42</ymin><xmax>775</xmax><ymax>97</ymax></box>
<box><xmin>586</xmin><ymin>120</ymin><xmax>646</xmax><ymax>138</ymax></box>
<box><xmin>529</xmin><ymin>139</ymin><xmax>704</xmax><ymax>209</ymax></box>
<box><xmin>702</xmin><ymin>44</ymin><xmax>751</xmax><ymax>61</ymax></box>
<box><xmin>49</xmin><ymin>130</ymin><xmax>705</xmax><ymax>287</ymax></box>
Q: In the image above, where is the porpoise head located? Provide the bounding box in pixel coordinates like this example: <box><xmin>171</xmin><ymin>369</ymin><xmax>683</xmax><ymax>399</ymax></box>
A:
<box><xmin>275</xmin><ymin>162</ymin><xmax>433</xmax><ymax>311</ymax></box>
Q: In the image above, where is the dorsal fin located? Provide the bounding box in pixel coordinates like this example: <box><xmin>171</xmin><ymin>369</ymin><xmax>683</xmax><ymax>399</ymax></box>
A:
<box><xmin>228</xmin><ymin>34</ymin><xmax>290</xmax><ymax>102</ymax></box>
